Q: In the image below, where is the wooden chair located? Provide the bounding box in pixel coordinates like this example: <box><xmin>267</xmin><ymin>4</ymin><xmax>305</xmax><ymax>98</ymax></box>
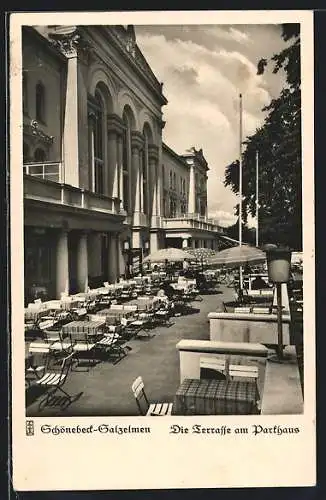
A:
<box><xmin>25</xmin><ymin>348</ymin><xmax>49</xmax><ymax>387</ymax></box>
<box><xmin>70</xmin><ymin>332</ymin><xmax>97</xmax><ymax>371</ymax></box>
<box><xmin>131</xmin><ymin>376</ymin><xmax>173</xmax><ymax>416</ymax></box>
<box><xmin>95</xmin><ymin>333</ymin><xmax>126</xmax><ymax>364</ymax></box>
<box><xmin>200</xmin><ymin>356</ymin><xmax>259</xmax><ymax>382</ymax></box>
<box><xmin>37</xmin><ymin>352</ymin><xmax>74</xmax><ymax>410</ymax></box>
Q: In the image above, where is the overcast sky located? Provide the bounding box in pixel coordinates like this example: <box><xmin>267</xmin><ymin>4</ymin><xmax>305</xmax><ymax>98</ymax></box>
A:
<box><xmin>135</xmin><ymin>24</ymin><xmax>288</xmax><ymax>226</ymax></box>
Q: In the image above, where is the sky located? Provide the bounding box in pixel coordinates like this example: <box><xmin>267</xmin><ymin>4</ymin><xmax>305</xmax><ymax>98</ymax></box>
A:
<box><xmin>134</xmin><ymin>24</ymin><xmax>289</xmax><ymax>227</ymax></box>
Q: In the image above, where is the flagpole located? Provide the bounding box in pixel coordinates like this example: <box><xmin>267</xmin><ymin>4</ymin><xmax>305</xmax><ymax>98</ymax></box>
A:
<box><xmin>239</xmin><ymin>93</ymin><xmax>243</xmax><ymax>290</ymax></box>
<box><xmin>256</xmin><ymin>150</ymin><xmax>259</xmax><ymax>247</ymax></box>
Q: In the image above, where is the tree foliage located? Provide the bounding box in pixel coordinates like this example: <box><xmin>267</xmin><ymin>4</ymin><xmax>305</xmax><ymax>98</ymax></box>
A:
<box><xmin>224</xmin><ymin>24</ymin><xmax>302</xmax><ymax>250</ymax></box>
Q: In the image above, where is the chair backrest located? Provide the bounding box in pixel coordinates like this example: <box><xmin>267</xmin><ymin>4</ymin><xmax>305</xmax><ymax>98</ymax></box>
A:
<box><xmin>43</xmin><ymin>329</ymin><xmax>61</xmax><ymax>342</ymax></box>
<box><xmin>131</xmin><ymin>376</ymin><xmax>150</xmax><ymax>415</ymax></box>
<box><xmin>70</xmin><ymin>332</ymin><xmax>92</xmax><ymax>346</ymax></box>
<box><xmin>124</xmin><ymin>305</ymin><xmax>138</xmax><ymax>313</ymax></box>
<box><xmin>234</xmin><ymin>307</ymin><xmax>252</xmax><ymax>314</ymax></box>
<box><xmin>252</xmin><ymin>307</ymin><xmax>271</xmax><ymax>315</ymax></box>
<box><xmin>59</xmin><ymin>352</ymin><xmax>74</xmax><ymax>379</ymax></box>
<box><xmin>110</xmin><ymin>304</ymin><xmax>124</xmax><ymax>311</ymax></box>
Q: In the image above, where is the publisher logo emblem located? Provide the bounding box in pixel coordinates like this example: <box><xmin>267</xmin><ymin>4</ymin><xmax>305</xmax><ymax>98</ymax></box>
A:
<box><xmin>26</xmin><ymin>420</ymin><xmax>34</xmax><ymax>436</ymax></box>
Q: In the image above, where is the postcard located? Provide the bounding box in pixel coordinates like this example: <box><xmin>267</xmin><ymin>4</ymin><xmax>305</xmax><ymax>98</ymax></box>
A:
<box><xmin>10</xmin><ymin>9</ymin><xmax>315</xmax><ymax>491</ymax></box>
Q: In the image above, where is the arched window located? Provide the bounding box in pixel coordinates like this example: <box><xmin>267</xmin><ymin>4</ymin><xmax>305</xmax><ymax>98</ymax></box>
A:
<box><xmin>169</xmin><ymin>171</ymin><xmax>173</xmax><ymax>189</ymax></box>
<box><xmin>93</xmin><ymin>91</ymin><xmax>104</xmax><ymax>194</ymax></box>
<box><xmin>34</xmin><ymin>148</ymin><xmax>46</xmax><ymax>162</ymax></box>
<box><xmin>35</xmin><ymin>82</ymin><xmax>46</xmax><ymax>123</ymax></box>
<box><xmin>122</xmin><ymin>112</ymin><xmax>131</xmax><ymax>213</ymax></box>
<box><xmin>173</xmin><ymin>172</ymin><xmax>176</xmax><ymax>190</ymax></box>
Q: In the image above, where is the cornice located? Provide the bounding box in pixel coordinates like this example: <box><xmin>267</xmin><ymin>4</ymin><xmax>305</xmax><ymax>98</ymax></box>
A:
<box><xmin>97</xmin><ymin>26</ymin><xmax>168</xmax><ymax>107</ymax></box>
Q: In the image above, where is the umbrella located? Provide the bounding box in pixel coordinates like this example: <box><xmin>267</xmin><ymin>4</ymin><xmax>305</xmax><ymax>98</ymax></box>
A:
<box><xmin>143</xmin><ymin>247</ymin><xmax>191</xmax><ymax>263</ymax></box>
<box><xmin>208</xmin><ymin>245</ymin><xmax>266</xmax><ymax>268</ymax></box>
<box><xmin>185</xmin><ymin>248</ymin><xmax>218</xmax><ymax>260</ymax></box>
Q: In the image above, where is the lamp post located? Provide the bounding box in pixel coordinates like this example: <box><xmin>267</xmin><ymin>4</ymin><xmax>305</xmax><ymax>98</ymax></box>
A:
<box><xmin>266</xmin><ymin>247</ymin><xmax>292</xmax><ymax>362</ymax></box>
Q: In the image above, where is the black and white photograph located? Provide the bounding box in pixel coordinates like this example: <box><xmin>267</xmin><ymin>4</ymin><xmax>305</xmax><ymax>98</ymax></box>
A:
<box><xmin>10</xmin><ymin>10</ymin><xmax>315</xmax><ymax>491</ymax></box>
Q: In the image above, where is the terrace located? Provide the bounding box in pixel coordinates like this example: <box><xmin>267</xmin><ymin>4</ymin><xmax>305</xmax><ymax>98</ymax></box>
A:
<box><xmin>25</xmin><ymin>284</ymin><xmax>303</xmax><ymax>417</ymax></box>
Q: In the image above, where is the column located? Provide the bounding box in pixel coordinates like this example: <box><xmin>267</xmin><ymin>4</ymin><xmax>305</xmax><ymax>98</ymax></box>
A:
<box><xmin>54</xmin><ymin>28</ymin><xmax>89</xmax><ymax>188</ymax></box>
<box><xmin>133</xmin><ymin>146</ymin><xmax>141</xmax><ymax>213</ymax></box>
<box><xmin>139</xmin><ymin>154</ymin><xmax>143</xmax><ymax>213</ymax></box>
<box><xmin>63</xmin><ymin>55</ymin><xmax>79</xmax><ymax>187</ymax></box>
<box><xmin>107</xmin><ymin>115</ymin><xmax>124</xmax><ymax>200</ymax></box>
<box><xmin>188</xmin><ymin>163</ymin><xmax>196</xmax><ymax>214</ymax></box>
<box><xmin>77</xmin><ymin>231</ymin><xmax>88</xmax><ymax>292</ymax></box>
<box><xmin>108</xmin><ymin>233</ymin><xmax>118</xmax><ymax>283</ymax></box>
<box><xmin>156</xmin><ymin>161</ymin><xmax>162</xmax><ymax>217</ymax></box>
<box><xmin>182</xmin><ymin>238</ymin><xmax>189</xmax><ymax>249</ymax></box>
<box><xmin>56</xmin><ymin>230</ymin><xmax>69</xmax><ymax>298</ymax></box>
<box><xmin>117</xmin><ymin>135</ymin><xmax>124</xmax><ymax>210</ymax></box>
<box><xmin>148</xmin><ymin>144</ymin><xmax>159</xmax><ymax>221</ymax></box>
<box><xmin>116</xmin><ymin>234</ymin><xmax>125</xmax><ymax>280</ymax></box>
<box><xmin>131</xmin><ymin>132</ymin><xmax>144</xmax><ymax>223</ymax></box>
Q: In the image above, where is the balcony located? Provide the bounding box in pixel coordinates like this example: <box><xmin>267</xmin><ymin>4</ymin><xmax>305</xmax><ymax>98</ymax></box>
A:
<box><xmin>162</xmin><ymin>213</ymin><xmax>224</xmax><ymax>233</ymax></box>
<box><xmin>24</xmin><ymin>169</ymin><xmax>123</xmax><ymax>217</ymax></box>
<box><xmin>23</xmin><ymin>162</ymin><xmax>63</xmax><ymax>183</ymax></box>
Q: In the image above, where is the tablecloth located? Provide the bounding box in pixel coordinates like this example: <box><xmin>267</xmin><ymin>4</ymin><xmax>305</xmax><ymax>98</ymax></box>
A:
<box><xmin>173</xmin><ymin>378</ymin><xmax>259</xmax><ymax>415</ymax></box>
<box><xmin>62</xmin><ymin>319</ymin><xmax>105</xmax><ymax>337</ymax></box>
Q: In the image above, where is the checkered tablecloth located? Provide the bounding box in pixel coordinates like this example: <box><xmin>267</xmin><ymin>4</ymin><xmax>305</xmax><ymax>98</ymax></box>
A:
<box><xmin>173</xmin><ymin>378</ymin><xmax>259</xmax><ymax>415</ymax></box>
<box><xmin>62</xmin><ymin>320</ymin><xmax>105</xmax><ymax>337</ymax></box>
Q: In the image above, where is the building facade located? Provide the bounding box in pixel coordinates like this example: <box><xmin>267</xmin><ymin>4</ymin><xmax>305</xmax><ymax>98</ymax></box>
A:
<box><xmin>161</xmin><ymin>144</ymin><xmax>223</xmax><ymax>250</ymax></box>
<box><xmin>22</xmin><ymin>24</ymin><xmax>224</xmax><ymax>303</ymax></box>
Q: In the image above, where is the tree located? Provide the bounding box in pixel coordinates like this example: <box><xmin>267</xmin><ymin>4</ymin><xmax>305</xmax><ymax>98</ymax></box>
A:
<box><xmin>224</xmin><ymin>24</ymin><xmax>302</xmax><ymax>250</ymax></box>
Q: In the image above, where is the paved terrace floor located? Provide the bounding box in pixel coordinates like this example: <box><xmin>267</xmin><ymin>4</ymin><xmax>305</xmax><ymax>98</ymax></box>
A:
<box><xmin>26</xmin><ymin>286</ymin><xmax>303</xmax><ymax>417</ymax></box>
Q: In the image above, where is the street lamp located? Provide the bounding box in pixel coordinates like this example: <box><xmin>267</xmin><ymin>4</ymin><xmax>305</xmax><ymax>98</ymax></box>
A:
<box><xmin>266</xmin><ymin>247</ymin><xmax>292</xmax><ymax>362</ymax></box>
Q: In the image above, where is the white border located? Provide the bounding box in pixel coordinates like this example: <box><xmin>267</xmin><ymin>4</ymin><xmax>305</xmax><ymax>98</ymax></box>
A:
<box><xmin>10</xmin><ymin>10</ymin><xmax>315</xmax><ymax>490</ymax></box>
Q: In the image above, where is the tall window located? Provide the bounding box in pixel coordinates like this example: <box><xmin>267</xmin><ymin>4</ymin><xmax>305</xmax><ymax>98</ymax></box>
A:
<box><xmin>93</xmin><ymin>91</ymin><xmax>104</xmax><ymax>194</ymax></box>
<box><xmin>173</xmin><ymin>172</ymin><xmax>176</xmax><ymax>190</ymax></box>
<box><xmin>122</xmin><ymin>113</ymin><xmax>131</xmax><ymax>213</ymax></box>
<box><xmin>169</xmin><ymin>171</ymin><xmax>173</xmax><ymax>189</ymax></box>
<box><xmin>35</xmin><ymin>81</ymin><xmax>46</xmax><ymax>123</ymax></box>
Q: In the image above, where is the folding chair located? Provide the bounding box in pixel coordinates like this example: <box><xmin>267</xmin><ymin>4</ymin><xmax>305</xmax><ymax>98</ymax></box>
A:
<box><xmin>131</xmin><ymin>376</ymin><xmax>173</xmax><ymax>416</ymax></box>
<box><xmin>95</xmin><ymin>333</ymin><xmax>127</xmax><ymax>364</ymax></box>
<box><xmin>25</xmin><ymin>348</ymin><xmax>49</xmax><ymax>387</ymax></box>
<box><xmin>37</xmin><ymin>352</ymin><xmax>74</xmax><ymax>410</ymax></box>
<box><xmin>70</xmin><ymin>332</ymin><xmax>97</xmax><ymax>371</ymax></box>
<box><xmin>45</xmin><ymin>329</ymin><xmax>73</xmax><ymax>359</ymax></box>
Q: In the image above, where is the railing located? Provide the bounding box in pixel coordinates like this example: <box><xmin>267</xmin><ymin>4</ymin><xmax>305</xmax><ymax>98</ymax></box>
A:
<box><xmin>23</xmin><ymin>174</ymin><xmax>123</xmax><ymax>216</ymax></box>
<box><xmin>161</xmin><ymin>213</ymin><xmax>224</xmax><ymax>233</ymax></box>
<box><xmin>23</xmin><ymin>162</ymin><xmax>63</xmax><ymax>183</ymax></box>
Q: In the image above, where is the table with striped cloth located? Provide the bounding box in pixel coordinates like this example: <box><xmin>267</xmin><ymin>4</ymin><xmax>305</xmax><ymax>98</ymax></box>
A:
<box><xmin>61</xmin><ymin>320</ymin><xmax>105</xmax><ymax>338</ymax></box>
<box><xmin>173</xmin><ymin>378</ymin><xmax>259</xmax><ymax>415</ymax></box>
